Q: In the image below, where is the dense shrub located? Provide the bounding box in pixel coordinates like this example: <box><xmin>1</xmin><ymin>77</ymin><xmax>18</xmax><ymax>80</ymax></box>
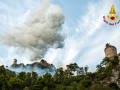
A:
<box><xmin>71</xmin><ymin>81</ymin><xmax>77</xmax><ymax>86</ymax></box>
<box><xmin>98</xmin><ymin>73</ymin><xmax>105</xmax><ymax>80</ymax></box>
<box><xmin>108</xmin><ymin>82</ymin><xmax>119</xmax><ymax>90</ymax></box>
<box><xmin>87</xmin><ymin>72</ymin><xmax>96</xmax><ymax>79</ymax></box>
<box><xmin>80</xmin><ymin>79</ymin><xmax>91</xmax><ymax>87</ymax></box>
<box><xmin>60</xmin><ymin>86</ymin><xmax>67</xmax><ymax>90</ymax></box>
<box><xmin>23</xmin><ymin>87</ymin><xmax>29</xmax><ymax>90</ymax></box>
<box><xmin>77</xmin><ymin>84</ymin><xmax>85</xmax><ymax>90</ymax></box>
<box><xmin>95</xmin><ymin>79</ymin><xmax>99</xmax><ymax>84</ymax></box>
<box><xmin>88</xmin><ymin>85</ymin><xmax>116</xmax><ymax>90</ymax></box>
<box><xmin>67</xmin><ymin>86</ymin><xmax>76</xmax><ymax>90</ymax></box>
<box><xmin>55</xmin><ymin>85</ymin><xmax>67</xmax><ymax>90</ymax></box>
<box><xmin>43</xmin><ymin>87</ymin><xmax>48</xmax><ymax>90</ymax></box>
<box><xmin>83</xmin><ymin>76</ymin><xmax>92</xmax><ymax>80</ymax></box>
<box><xmin>62</xmin><ymin>76</ymin><xmax>82</xmax><ymax>86</ymax></box>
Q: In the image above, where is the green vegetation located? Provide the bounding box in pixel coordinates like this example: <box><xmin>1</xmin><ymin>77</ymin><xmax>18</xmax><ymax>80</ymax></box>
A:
<box><xmin>0</xmin><ymin>56</ymin><xmax>120</xmax><ymax>90</ymax></box>
<box><xmin>106</xmin><ymin>43</ymin><xmax>111</xmax><ymax>47</ymax></box>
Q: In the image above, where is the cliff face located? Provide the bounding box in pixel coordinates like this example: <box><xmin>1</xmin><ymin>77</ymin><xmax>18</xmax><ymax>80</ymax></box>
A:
<box><xmin>111</xmin><ymin>65</ymin><xmax>120</xmax><ymax>87</ymax></box>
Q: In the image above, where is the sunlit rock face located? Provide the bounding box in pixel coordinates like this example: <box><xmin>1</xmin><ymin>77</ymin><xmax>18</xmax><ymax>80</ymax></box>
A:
<box><xmin>7</xmin><ymin>59</ymin><xmax>56</xmax><ymax>76</ymax></box>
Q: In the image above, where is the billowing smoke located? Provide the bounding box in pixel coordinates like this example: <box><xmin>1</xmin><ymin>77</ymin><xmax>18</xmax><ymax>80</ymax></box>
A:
<box><xmin>0</xmin><ymin>0</ymin><xmax>66</xmax><ymax>61</ymax></box>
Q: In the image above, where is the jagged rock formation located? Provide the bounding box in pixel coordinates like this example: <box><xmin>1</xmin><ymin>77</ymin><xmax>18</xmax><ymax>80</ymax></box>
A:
<box><xmin>11</xmin><ymin>63</ymin><xmax>25</xmax><ymax>67</ymax></box>
<box><xmin>11</xmin><ymin>59</ymin><xmax>55</xmax><ymax>69</ymax></box>
<box><xmin>111</xmin><ymin>65</ymin><xmax>120</xmax><ymax>87</ymax></box>
<box><xmin>9</xmin><ymin>59</ymin><xmax>56</xmax><ymax>76</ymax></box>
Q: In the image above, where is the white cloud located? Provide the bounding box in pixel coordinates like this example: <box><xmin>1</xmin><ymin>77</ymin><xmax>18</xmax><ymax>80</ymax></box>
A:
<box><xmin>45</xmin><ymin>0</ymin><xmax>119</xmax><ymax>71</ymax></box>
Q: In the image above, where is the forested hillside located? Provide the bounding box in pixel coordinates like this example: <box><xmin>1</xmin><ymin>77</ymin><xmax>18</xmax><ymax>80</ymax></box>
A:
<box><xmin>0</xmin><ymin>56</ymin><xmax>120</xmax><ymax>90</ymax></box>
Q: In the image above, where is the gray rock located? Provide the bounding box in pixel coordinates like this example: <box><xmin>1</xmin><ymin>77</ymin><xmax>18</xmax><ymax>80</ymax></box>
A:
<box><xmin>11</xmin><ymin>59</ymin><xmax>55</xmax><ymax>69</ymax></box>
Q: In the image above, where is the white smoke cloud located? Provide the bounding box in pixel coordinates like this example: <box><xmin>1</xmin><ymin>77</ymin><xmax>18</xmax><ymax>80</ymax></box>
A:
<box><xmin>0</xmin><ymin>0</ymin><xmax>66</xmax><ymax>61</ymax></box>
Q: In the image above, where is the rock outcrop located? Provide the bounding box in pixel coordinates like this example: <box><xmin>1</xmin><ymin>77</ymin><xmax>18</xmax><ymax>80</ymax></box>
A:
<box><xmin>9</xmin><ymin>59</ymin><xmax>56</xmax><ymax>76</ymax></box>
<box><xmin>11</xmin><ymin>59</ymin><xmax>55</xmax><ymax>69</ymax></box>
<box><xmin>110</xmin><ymin>65</ymin><xmax>120</xmax><ymax>87</ymax></box>
<box><xmin>104</xmin><ymin>44</ymin><xmax>120</xmax><ymax>88</ymax></box>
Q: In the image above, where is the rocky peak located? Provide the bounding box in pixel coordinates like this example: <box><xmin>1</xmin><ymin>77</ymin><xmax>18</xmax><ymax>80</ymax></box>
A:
<box><xmin>11</xmin><ymin>59</ymin><xmax>55</xmax><ymax>69</ymax></box>
<box><xmin>40</xmin><ymin>59</ymin><xmax>47</xmax><ymax>64</ymax></box>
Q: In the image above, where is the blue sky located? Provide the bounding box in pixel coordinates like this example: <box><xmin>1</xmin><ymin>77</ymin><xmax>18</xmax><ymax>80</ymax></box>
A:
<box><xmin>0</xmin><ymin>0</ymin><xmax>120</xmax><ymax>72</ymax></box>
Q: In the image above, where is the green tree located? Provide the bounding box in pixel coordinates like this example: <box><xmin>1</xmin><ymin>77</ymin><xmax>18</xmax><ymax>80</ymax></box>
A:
<box><xmin>31</xmin><ymin>71</ymin><xmax>38</xmax><ymax>85</ymax></box>
<box><xmin>0</xmin><ymin>65</ymin><xmax>6</xmax><ymax>76</ymax></box>
<box><xmin>43</xmin><ymin>73</ymin><xmax>55</xmax><ymax>88</ymax></box>
<box><xmin>78</xmin><ymin>67</ymin><xmax>84</xmax><ymax>75</ymax></box>
<box><xmin>8</xmin><ymin>77</ymin><xmax>22</xmax><ymax>90</ymax></box>
<box><xmin>64</xmin><ymin>69</ymin><xmax>73</xmax><ymax>78</ymax></box>
<box><xmin>53</xmin><ymin>73</ymin><xmax>58</xmax><ymax>83</ymax></box>
<box><xmin>43</xmin><ymin>87</ymin><xmax>48</xmax><ymax>90</ymax></box>
<box><xmin>53</xmin><ymin>67</ymin><xmax>64</xmax><ymax>83</ymax></box>
<box><xmin>32</xmin><ymin>77</ymin><xmax>44</xmax><ymax>90</ymax></box>
<box><xmin>66</xmin><ymin>63</ymin><xmax>79</xmax><ymax>78</ymax></box>
<box><xmin>0</xmin><ymin>74</ymin><xmax>9</xmax><ymax>90</ymax></box>
<box><xmin>113</xmin><ymin>56</ymin><xmax>119</xmax><ymax>68</ymax></box>
<box><xmin>101</xmin><ymin>57</ymin><xmax>110</xmax><ymax>66</ymax></box>
<box><xmin>84</xmin><ymin>65</ymin><xmax>89</xmax><ymax>75</ymax></box>
<box><xmin>17</xmin><ymin>71</ymin><xmax>26</xmax><ymax>81</ymax></box>
<box><xmin>80</xmin><ymin>79</ymin><xmax>91</xmax><ymax>87</ymax></box>
<box><xmin>33</xmin><ymin>73</ymin><xmax>55</xmax><ymax>90</ymax></box>
<box><xmin>23</xmin><ymin>87</ymin><xmax>29</xmax><ymax>90</ymax></box>
<box><xmin>67</xmin><ymin>86</ymin><xmax>76</xmax><ymax>90</ymax></box>
<box><xmin>66</xmin><ymin>63</ymin><xmax>79</xmax><ymax>73</ymax></box>
<box><xmin>96</xmin><ymin>64</ymin><xmax>101</xmax><ymax>70</ymax></box>
<box><xmin>6</xmin><ymin>71</ymin><xmax>16</xmax><ymax>81</ymax></box>
<box><xmin>17</xmin><ymin>71</ymin><xmax>26</xmax><ymax>89</ymax></box>
<box><xmin>25</xmin><ymin>72</ymin><xmax>32</xmax><ymax>87</ymax></box>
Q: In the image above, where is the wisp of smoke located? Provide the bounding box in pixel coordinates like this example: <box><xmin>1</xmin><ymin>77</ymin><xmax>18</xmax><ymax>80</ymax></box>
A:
<box><xmin>0</xmin><ymin>0</ymin><xmax>66</xmax><ymax>61</ymax></box>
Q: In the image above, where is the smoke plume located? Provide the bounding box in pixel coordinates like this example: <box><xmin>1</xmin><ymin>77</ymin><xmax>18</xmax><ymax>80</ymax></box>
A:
<box><xmin>0</xmin><ymin>0</ymin><xmax>66</xmax><ymax>61</ymax></box>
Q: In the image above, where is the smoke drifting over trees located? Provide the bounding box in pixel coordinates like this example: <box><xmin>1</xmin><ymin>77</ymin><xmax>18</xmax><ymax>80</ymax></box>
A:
<box><xmin>0</xmin><ymin>0</ymin><xmax>66</xmax><ymax>61</ymax></box>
